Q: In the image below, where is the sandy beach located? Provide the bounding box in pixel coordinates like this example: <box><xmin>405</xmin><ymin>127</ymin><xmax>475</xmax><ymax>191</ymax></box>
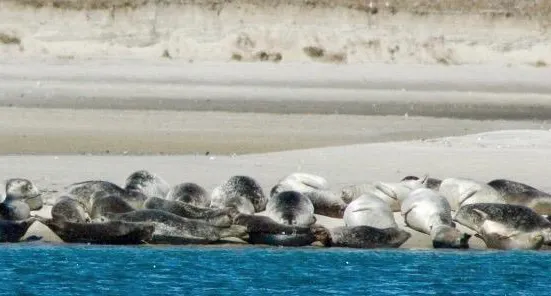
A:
<box><xmin>2</xmin><ymin>1</ymin><xmax>551</xmax><ymax>249</ymax></box>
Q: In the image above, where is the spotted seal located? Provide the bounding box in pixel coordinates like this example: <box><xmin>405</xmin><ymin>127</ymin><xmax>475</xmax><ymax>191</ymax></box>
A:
<box><xmin>265</xmin><ymin>191</ymin><xmax>316</xmax><ymax>226</ymax></box>
<box><xmin>143</xmin><ymin>196</ymin><xmax>236</xmax><ymax>227</ymax></box>
<box><xmin>401</xmin><ymin>188</ymin><xmax>471</xmax><ymax>249</ymax></box>
<box><xmin>487</xmin><ymin>179</ymin><xmax>551</xmax><ymax>215</ymax></box>
<box><xmin>124</xmin><ymin>170</ymin><xmax>171</xmax><ymax>199</ymax></box>
<box><xmin>101</xmin><ymin>209</ymin><xmax>248</xmax><ymax>243</ymax></box>
<box><xmin>233</xmin><ymin>213</ymin><xmax>330</xmax><ymax>247</ymax></box>
<box><xmin>328</xmin><ymin>226</ymin><xmax>411</xmax><ymax>249</ymax></box>
<box><xmin>453</xmin><ymin>203</ymin><xmax>551</xmax><ymax>249</ymax></box>
<box><xmin>51</xmin><ymin>196</ymin><xmax>89</xmax><ymax>223</ymax></box>
<box><xmin>2</xmin><ymin>178</ymin><xmax>43</xmax><ymax>213</ymax></box>
<box><xmin>344</xmin><ymin>194</ymin><xmax>397</xmax><ymax>229</ymax></box>
<box><xmin>65</xmin><ymin>180</ymin><xmax>147</xmax><ymax>212</ymax></box>
<box><xmin>210</xmin><ymin>176</ymin><xmax>267</xmax><ymax>214</ymax></box>
<box><xmin>438</xmin><ymin>177</ymin><xmax>506</xmax><ymax>211</ymax></box>
<box><xmin>271</xmin><ymin>173</ymin><xmax>346</xmax><ymax>218</ymax></box>
<box><xmin>166</xmin><ymin>182</ymin><xmax>210</xmax><ymax>207</ymax></box>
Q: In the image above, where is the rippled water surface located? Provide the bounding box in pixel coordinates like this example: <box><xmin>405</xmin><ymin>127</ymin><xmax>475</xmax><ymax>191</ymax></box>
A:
<box><xmin>1</xmin><ymin>244</ymin><xmax>550</xmax><ymax>295</ymax></box>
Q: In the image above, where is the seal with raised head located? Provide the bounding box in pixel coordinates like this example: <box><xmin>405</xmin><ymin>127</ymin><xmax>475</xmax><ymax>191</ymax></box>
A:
<box><xmin>102</xmin><ymin>209</ymin><xmax>248</xmax><ymax>243</ymax></box>
<box><xmin>328</xmin><ymin>226</ymin><xmax>411</xmax><ymax>249</ymax></box>
<box><xmin>211</xmin><ymin>175</ymin><xmax>267</xmax><ymax>214</ymax></box>
<box><xmin>143</xmin><ymin>196</ymin><xmax>235</xmax><ymax>227</ymax></box>
<box><xmin>233</xmin><ymin>213</ymin><xmax>330</xmax><ymax>247</ymax></box>
<box><xmin>271</xmin><ymin>173</ymin><xmax>346</xmax><ymax>218</ymax></box>
<box><xmin>51</xmin><ymin>196</ymin><xmax>89</xmax><ymax>223</ymax></box>
<box><xmin>340</xmin><ymin>176</ymin><xmax>428</xmax><ymax>211</ymax></box>
<box><xmin>401</xmin><ymin>188</ymin><xmax>471</xmax><ymax>249</ymax></box>
<box><xmin>487</xmin><ymin>179</ymin><xmax>551</xmax><ymax>215</ymax></box>
<box><xmin>438</xmin><ymin>177</ymin><xmax>506</xmax><ymax>211</ymax></box>
<box><xmin>65</xmin><ymin>180</ymin><xmax>147</xmax><ymax>212</ymax></box>
<box><xmin>0</xmin><ymin>218</ymin><xmax>36</xmax><ymax>242</ymax></box>
<box><xmin>166</xmin><ymin>182</ymin><xmax>210</xmax><ymax>207</ymax></box>
<box><xmin>2</xmin><ymin>178</ymin><xmax>43</xmax><ymax>212</ymax></box>
<box><xmin>265</xmin><ymin>191</ymin><xmax>316</xmax><ymax>226</ymax></box>
<box><xmin>401</xmin><ymin>175</ymin><xmax>442</xmax><ymax>190</ymax></box>
<box><xmin>344</xmin><ymin>194</ymin><xmax>397</xmax><ymax>229</ymax></box>
<box><xmin>454</xmin><ymin>203</ymin><xmax>551</xmax><ymax>249</ymax></box>
<box><xmin>124</xmin><ymin>170</ymin><xmax>171</xmax><ymax>199</ymax></box>
<box><xmin>39</xmin><ymin>218</ymin><xmax>154</xmax><ymax>245</ymax></box>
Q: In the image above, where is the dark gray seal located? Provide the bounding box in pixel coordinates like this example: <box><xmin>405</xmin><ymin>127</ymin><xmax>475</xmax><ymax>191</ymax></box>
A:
<box><xmin>89</xmin><ymin>195</ymin><xmax>136</xmax><ymax>220</ymax></box>
<box><xmin>271</xmin><ymin>174</ymin><xmax>346</xmax><ymax>218</ymax></box>
<box><xmin>401</xmin><ymin>175</ymin><xmax>442</xmax><ymax>190</ymax></box>
<box><xmin>401</xmin><ymin>188</ymin><xmax>471</xmax><ymax>249</ymax></box>
<box><xmin>166</xmin><ymin>182</ymin><xmax>210</xmax><ymax>207</ymax></box>
<box><xmin>454</xmin><ymin>203</ymin><xmax>551</xmax><ymax>249</ymax></box>
<box><xmin>143</xmin><ymin>196</ymin><xmax>236</xmax><ymax>227</ymax></box>
<box><xmin>488</xmin><ymin>179</ymin><xmax>551</xmax><ymax>215</ymax></box>
<box><xmin>232</xmin><ymin>213</ymin><xmax>330</xmax><ymax>247</ymax></box>
<box><xmin>0</xmin><ymin>218</ymin><xmax>36</xmax><ymax>242</ymax></box>
<box><xmin>328</xmin><ymin>226</ymin><xmax>411</xmax><ymax>249</ymax></box>
<box><xmin>3</xmin><ymin>178</ymin><xmax>43</xmax><ymax>211</ymax></box>
<box><xmin>38</xmin><ymin>218</ymin><xmax>154</xmax><ymax>245</ymax></box>
<box><xmin>0</xmin><ymin>200</ymin><xmax>30</xmax><ymax>221</ymax></box>
<box><xmin>211</xmin><ymin>176</ymin><xmax>267</xmax><ymax>214</ymax></box>
<box><xmin>51</xmin><ymin>196</ymin><xmax>89</xmax><ymax>223</ymax></box>
<box><xmin>65</xmin><ymin>180</ymin><xmax>147</xmax><ymax>212</ymax></box>
<box><xmin>265</xmin><ymin>191</ymin><xmax>316</xmax><ymax>226</ymax></box>
<box><xmin>124</xmin><ymin>170</ymin><xmax>171</xmax><ymax>198</ymax></box>
<box><xmin>102</xmin><ymin>209</ymin><xmax>248</xmax><ymax>243</ymax></box>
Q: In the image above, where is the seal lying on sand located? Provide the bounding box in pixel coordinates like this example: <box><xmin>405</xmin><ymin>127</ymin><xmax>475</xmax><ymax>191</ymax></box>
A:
<box><xmin>0</xmin><ymin>200</ymin><xmax>30</xmax><ymax>221</ymax></box>
<box><xmin>39</xmin><ymin>218</ymin><xmax>154</xmax><ymax>244</ymax></box>
<box><xmin>211</xmin><ymin>176</ymin><xmax>267</xmax><ymax>214</ymax></box>
<box><xmin>124</xmin><ymin>170</ymin><xmax>171</xmax><ymax>199</ymax></box>
<box><xmin>233</xmin><ymin>213</ymin><xmax>330</xmax><ymax>247</ymax></box>
<box><xmin>51</xmin><ymin>196</ymin><xmax>89</xmax><ymax>223</ymax></box>
<box><xmin>401</xmin><ymin>175</ymin><xmax>442</xmax><ymax>190</ymax></box>
<box><xmin>65</xmin><ymin>180</ymin><xmax>147</xmax><ymax>212</ymax></box>
<box><xmin>488</xmin><ymin>179</ymin><xmax>551</xmax><ymax>215</ymax></box>
<box><xmin>2</xmin><ymin>178</ymin><xmax>43</xmax><ymax>213</ymax></box>
<box><xmin>102</xmin><ymin>209</ymin><xmax>247</xmax><ymax>243</ymax></box>
<box><xmin>271</xmin><ymin>173</ymin><xmax>346</xmax><ymax>218</ymax></box>
<box><xmin>143</xmin><ymin>196</ymin><xmax>235</xmax><ymax>227</ymax></box>
<box><xmin>340</xmin><ymin>176</ymin><xmax>428</xmax><ymax>211</ymax></box>
<box><xmin>166</xmin><ymin>182</ymin><xmax>210</xmax><ymax>207</ymax></box>
<box><xmin>454</xmin><ymin>203</ymin><xmax>551</xmax><ymax>250</ymax></box>
<box><xmin>265</xmin><ymin>191</ymin><xmax>316</xmax><ymax>226</ymax></box>
<box><xmin>328</xmin><ymin>226</ymin><xmax>411</xmax><ymax>249</ymax></box>
<box><xmin>401</xmin><ymin>188</ymin><xmax>471</xmax><ymax>249</ymax></box>
<box><xmin>438</xmin><ymin>177</ymin><xmax>506</xmax><ymax>211</ymax></box>
<box><xmin>344</xmin><ymin>194</ymin><xmax>397</xmax><ymax>229</ymax></box>
<box><xmin>0</xmin><ymin>218</ymin><xmax>36</xmax><ymax>242</ymax></box>
<box><xmin>90</xmin><ymin>195</ymin><xmax>135</xmax><ymax>220</ymax></box>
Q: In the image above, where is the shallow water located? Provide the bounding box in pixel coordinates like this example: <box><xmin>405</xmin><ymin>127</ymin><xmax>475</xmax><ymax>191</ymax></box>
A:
<box><xmin>1</xmin><ymin>244</ymin><xmax>549</xmax><ymax>295</ymax></box>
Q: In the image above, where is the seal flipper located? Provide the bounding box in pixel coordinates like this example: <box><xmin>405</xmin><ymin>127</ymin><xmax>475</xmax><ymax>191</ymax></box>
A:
<box><xmin>457</xmin><ymin>187</ymin><xmax>479</xmax><ymax>207</ymax></box>
<box><xmin>374</xmin><ymin>183</ymin><xmax>398</xmax><ymax>201</ymax></box>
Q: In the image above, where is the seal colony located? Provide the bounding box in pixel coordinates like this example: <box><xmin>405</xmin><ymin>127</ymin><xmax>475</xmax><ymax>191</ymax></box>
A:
<box><xmin>2</xmin><ymin>170</ymin><xmax>551</xmax><ymax>250</ymax></box>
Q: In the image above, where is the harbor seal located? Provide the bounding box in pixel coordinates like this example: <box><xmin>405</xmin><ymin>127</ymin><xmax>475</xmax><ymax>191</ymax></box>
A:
<box><xmin>51</xmin><ymin>196</ymin><xmax>89</xmax><ymax>223</ymax></box>
<box><xmin>401</xmin><ymin>175</ymin><xmax>442</xmax><ymax>190</ymax></box>
<box><xmin>3</xmin><ymin>178</ymin><xmax>43</xmax><ymax>211</ymax></box>
<box><xmin>474</xmin><ymin>220</ymin><xmax>545</xmax><ymax>250</ymax></box>
<box><xmin>438</xmin><ymin>177</ymin><xmax>506</xmax><ymax>211</ymax></box>
<box><xmin>340</xmin><ymin>176</ymin><xmax>428</xmax><ymax>211</ymax></box>
<box><xmin>343</xmin><ymin>194</ymin><xmax>397</xmax><ymax>229</ymax></box>
<box><xmin>401</xmin><ymin>188</ymin><xmax>471</xmax><ymax>249</ymax></box>
<box><xmin>143</xmin><ymin>196</ymin><xmax>235</xmax><ymax>227</ymax></box>
<box><xmin>39</xmin><ymin>218</ymin><xmax>154</xmax><ymax>245</ymax></box>
<box><xmin>124</xmin><ymin>170</ymin><xmax>171</xmax><ymax>199</ymax></box>
<box><xmin>89</xmin><ymin>195</ymin><xmax>135</xmax><ymax>220</ymax></box>
<box><xmin>166</xmin><ymin>182</ymin><xmax>210</xmax><ymax>207</ymax></box>
<box><xmin>211</xmin><ymin>175</ymin><xmax>267</xmax><ymax>214</ymax></box>
<box><xmin>487</xmin><ymin>179</ymin><xmax>551</xmax><ymax>215</ymax></box>
<box><xmin>271</xmin><ymin>174</ymin><xmax>346</xmax><ymax>218</ymax></box>
<box><xmin>0</xmin><ymin>218</ymin><xmax>36</xmax><ymax>242</ymax></box>
<box><xmin>0</xmin><ymin>200</ymin><xmax>30</xmax><ymax>221</ymax></box>
<box><xmin>453</xmin><ymin>203</ymin><xmax>551</xmax><ymax>248</ymax></box>
<box><xmin>233</xmin><ymin>213</ymin><xmax>330</xmax><ymax>247</ymax></box>
<box><xmin>65</xmin><ymin>180</ymin><xmax>147</xmax><ymax>212</ymax></box>
<box><xmin>265</xmin><ymin>191</ymin><xmax>316</xmax><ymax>226</ymax></box>
<box><xmin>328</xmin><ymin>226</ymin><xmax>411</xmax><ymax>249</ymax></box>
<box><xmin>102</xmin><ymin>209</ymin><xmax>248</xmax><ymax>242</ymax></box>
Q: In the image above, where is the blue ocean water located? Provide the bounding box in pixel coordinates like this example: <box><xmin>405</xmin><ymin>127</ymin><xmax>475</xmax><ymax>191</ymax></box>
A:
<box><xmin>1</xmin><ymin>244</ymin><xmax>549</xmax><ymax>296</ymax></box>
